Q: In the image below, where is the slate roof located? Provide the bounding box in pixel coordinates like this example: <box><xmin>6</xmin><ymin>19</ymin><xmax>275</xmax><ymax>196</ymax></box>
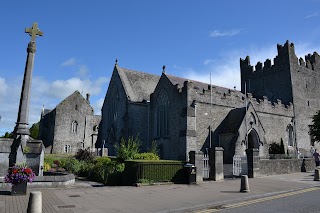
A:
<box><xmin>117</xmin><ymin>66</ymin><xmax>160</xmax><ymax>102</ymax></box>
<box><xmin>218</xmin><ymin>107</ymin><xmax>246</xmax><ymax>134</ymax></box>
<box><xmin>165</xmin><ymin>74</ymin><xmax>244</xmax><ymax>97</ymax></box>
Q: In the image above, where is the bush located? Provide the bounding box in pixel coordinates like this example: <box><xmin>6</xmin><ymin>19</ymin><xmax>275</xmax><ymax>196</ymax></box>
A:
<box><xmin>114</xmin><ymin>136</ymin><xmax>141</xmax><ymax>162</ymax></box>
<box><xmin>62</xmin><ymin>157</ymin><xmax>82</xmax><ymax>173</ymax></box>
<box><xmin>269</xmin><ymin>142</ymin><xmax>281</xmax><ymax>154</ymax></box>
<box><xmin>91</xmin><ymin>157</ymin><xmax>113</xmax><ymax>184</ymax></box>
<box><xmin>75</xmin><ymin>148</ymin><xmax>95</xmax><ymax>163</ymax></box>
<box><xmin>133</xmin><ymin>153</ymin><xmax>160</xmax><ymax>160</ymax></box>
<box><xmin>78</xmin><ymin>161</ymin><xmax>95</xmax><ymax>177</ymax></box>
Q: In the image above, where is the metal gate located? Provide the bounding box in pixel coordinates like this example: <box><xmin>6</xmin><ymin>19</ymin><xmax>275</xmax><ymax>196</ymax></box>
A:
<box><xmin>203</xmin><ymin>153</ymin><xmax>210</xmax><ymax>179</ymax></box>
<box><xmin>233</xmin><ymin>155</ymin><xmax>248</xmax><ymax>176</ymax></box>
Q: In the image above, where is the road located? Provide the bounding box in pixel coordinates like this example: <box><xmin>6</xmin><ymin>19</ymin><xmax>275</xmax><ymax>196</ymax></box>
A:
<box><xmin>195</xmin><ymin>187</ymin><xmax>320</xmax><ymax>213</ymax></box>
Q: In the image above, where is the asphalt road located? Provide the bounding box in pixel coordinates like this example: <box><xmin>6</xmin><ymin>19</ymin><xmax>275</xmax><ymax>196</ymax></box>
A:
<box><xmin>195</xmin><ymin>187</ymin><xmax>320</xmax><ymax>213</ymax></box>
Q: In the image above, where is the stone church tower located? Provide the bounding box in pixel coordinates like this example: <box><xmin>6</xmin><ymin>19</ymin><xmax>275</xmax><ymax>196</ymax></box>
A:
<box><xmin>241</xmin><ymin>40</ymin><xmax>320</xmax><ymax>155</ymax></box>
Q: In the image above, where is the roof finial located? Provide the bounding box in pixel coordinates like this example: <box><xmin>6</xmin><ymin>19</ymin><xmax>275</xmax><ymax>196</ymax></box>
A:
<box><xmin>162</xmin><ymin>65</ymin><xmax>166</xmax><ymax>74</ymax></box>
<box><xmin>115</xmin><ymin>58</ymin><xmax>118</xmax><ymax>65</ymax></box>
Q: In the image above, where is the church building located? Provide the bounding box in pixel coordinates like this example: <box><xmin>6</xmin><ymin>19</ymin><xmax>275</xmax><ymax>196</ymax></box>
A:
<box><xmin>97</xmin><ymin>41</ymin><xmax>319</xmax><ymax>163</ymax></box>
<box><xmin>39</xmin><ymin>91</ymin><xmax>101</xmax><ymax>154</ymax></box>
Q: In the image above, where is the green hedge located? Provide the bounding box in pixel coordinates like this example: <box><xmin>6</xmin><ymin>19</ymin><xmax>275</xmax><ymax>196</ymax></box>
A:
<box><xmin>123</xmin><ymin>160</ymin><xmax>186</xmax><ymax>185</ymax></box>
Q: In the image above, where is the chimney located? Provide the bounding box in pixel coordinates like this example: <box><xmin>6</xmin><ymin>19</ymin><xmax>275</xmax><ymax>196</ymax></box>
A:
<box><xmin>86</xmin><ymin>93</ymin><xmax>90</xmax><ymax>103</ymax></box>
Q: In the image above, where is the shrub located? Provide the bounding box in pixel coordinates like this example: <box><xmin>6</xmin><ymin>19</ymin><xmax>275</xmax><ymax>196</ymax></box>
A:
<box><xmin>62</xmin><ymin>157</ymin><xmax>82</xmax><ymax>173</ymax></box>
<box><xmin>133</xmin><ymin>153</ymin><xmax>160</xmax><ymax>160</ymax></box>
<box><xmin>147</xmin><ymin>141</ymin><xmax>160</xmax><ymax>156</ymax></box>
<box><xmin>269</xmin><ymin>142</ymin><xmax>281</xmax><ymax>154</ymax></box>
<box><xmin>75</xmin><ymin>148</ymin><xmax>95</xmax><ymax>163</ymax></box>
<box><xmin>123</xmin><ymin>160</ymin><xmax>185</xmax><ymax>185</ymax></box>
<box><xmin>114</xmin><ymin>136</ymin><xmax>141</xmax><ymax>162</ymax></box>
<box><xmin>78</xmin><ymin>161</ymin><xmax>95</xmax><ymax>177</ymax></box>
<box><xmin>91</xmin><ymin>157</ymin><xmax>113</xmax><ymax>184</ymax></box>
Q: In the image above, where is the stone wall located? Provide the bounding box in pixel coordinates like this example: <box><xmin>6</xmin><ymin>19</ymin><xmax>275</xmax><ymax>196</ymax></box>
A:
<box><xmin>150</xmin><ymin>75</ymin><xmax>187</xmax><ymax>160</ymax></box>
<box><xmin>0</xmin><ymin>139</ymin><xmax>12</xmax><ymax>177</ymax></box>
<box><xmin>259</xmin><ymin>158</ymin><xmax>314</xmax><ymax>176</ymax></box>
<box><xmin>98</xmin><ymin>68</ymin><xmax>129</xmax><ymax>156</ymax></box>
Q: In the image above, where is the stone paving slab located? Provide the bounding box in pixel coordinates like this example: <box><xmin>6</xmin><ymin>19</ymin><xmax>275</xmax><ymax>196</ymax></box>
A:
<box><xmin>0</xmin><ymin>172</ymin><xmax>319</xmax><ymax>213</ymax></box>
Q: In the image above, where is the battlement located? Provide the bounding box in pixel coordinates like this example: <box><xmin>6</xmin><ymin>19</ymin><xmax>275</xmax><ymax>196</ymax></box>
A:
<box><xmin>299</xmin><ymin>52</ymin><xmax>320</xmax><ymax>72</ymax></box>
<box><xmin>247</xmin><ymin>93</ymin><xmax>293</xmax><ymax>117</ymax></box>
<box><xmin>240</xmin><ymin>41</ymin><xmax>297</xmax><ymax>76</ymax></box>
<box><xmin>186</xmin><ymin>80</ymin><xmax>293</xmax><ymax>117</ymax></box>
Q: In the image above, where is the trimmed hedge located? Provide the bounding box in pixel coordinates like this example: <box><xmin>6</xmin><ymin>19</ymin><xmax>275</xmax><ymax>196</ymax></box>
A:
<box><xmin>123</xmin><ymin>160</ymin><xmax>186</xmax><ymax>185</ymax></box>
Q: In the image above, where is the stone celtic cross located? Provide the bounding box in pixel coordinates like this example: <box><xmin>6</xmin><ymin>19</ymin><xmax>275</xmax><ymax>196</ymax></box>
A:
<box><xmin>25</xmin><ymin>22</ymin><xmax>43</xmax><ymax>42</ymax></box>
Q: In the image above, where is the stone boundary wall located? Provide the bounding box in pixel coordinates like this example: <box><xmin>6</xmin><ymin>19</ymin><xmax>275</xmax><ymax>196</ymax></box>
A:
<box><xmin>259</xmin><ymin>158</ymin><xmax>314</xmax><ymax>176</ymax></box>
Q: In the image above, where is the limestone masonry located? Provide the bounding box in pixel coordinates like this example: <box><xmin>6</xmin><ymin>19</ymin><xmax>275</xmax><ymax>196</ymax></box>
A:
<box><xmin>96</xmin><ymin>41</ymin><xmax>318</xmax><ymax>163</ymax></box>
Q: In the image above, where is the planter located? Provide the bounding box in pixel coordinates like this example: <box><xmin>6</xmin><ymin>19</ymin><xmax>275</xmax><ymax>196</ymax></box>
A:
<box><xmin>11</xmin><ymin>181</ymin><xmax>27</xmax><ymax>196</ymax></box>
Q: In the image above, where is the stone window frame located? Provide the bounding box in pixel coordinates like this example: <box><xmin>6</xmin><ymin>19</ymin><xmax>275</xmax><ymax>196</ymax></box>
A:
<box><xmin>71</xmin><ymin>120</ymin><xmax>78</xmax><ymax>133</ymax></box>
<box><xmin>155</xmin><ymin>89</ymin><xmax>170</xmax><ymax>137</ymax></box>
<box><xmin>287</xmin><ymin>124</ymin><xmax>294</xmax><ymax>147</ymax></box>
<box><xmin>64</xmin><ymin>145</ymin><xmax>71</xmax><ymax>153</ymax></box>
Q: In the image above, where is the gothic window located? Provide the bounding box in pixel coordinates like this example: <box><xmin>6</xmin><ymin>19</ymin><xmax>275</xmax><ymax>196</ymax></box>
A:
<box><xmin>108</xmin><ymin>86</ymin><xmax>119</xmax><ymax>124</ymax></box>
<box><xmin>155</xmin><ymin>89</ymin><xmax>170</xmax><ymax>137</ymax></box>
<box><xmin>287</xmin><ymin>125</ymin><xmax>294</xmax><ymax>147</ymax></box>
<box><xmin>71</xmin><ymin>121</ymin><xmax>78</xmax><ymax>133</ymax></box>
<box><xmin>64</xmin><ymin>145</ymin><xmax>71</xmax><ymax>153</ymax></box>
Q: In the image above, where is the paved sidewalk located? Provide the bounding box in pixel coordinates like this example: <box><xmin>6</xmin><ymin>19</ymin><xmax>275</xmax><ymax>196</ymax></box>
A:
<box><xmin>0</xmin><ymin>172</ymin><xmax>319</xmax><ymax>213</ymax></box>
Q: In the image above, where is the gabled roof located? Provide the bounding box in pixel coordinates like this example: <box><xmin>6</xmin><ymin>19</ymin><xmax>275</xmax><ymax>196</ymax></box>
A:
<box><xmin>218</xmin><ymin>107</ymin><xmax>246</xmax><ymax>134</ymax></box>
<box><xmin>116</xmin><ymin>66</ymin><xmax>160</xmax><ymax>102</ymax></box>
<box><xmin>165</xmin><ymin>74</ymin><xmax>243</xmax><ymax>97</ymax></box>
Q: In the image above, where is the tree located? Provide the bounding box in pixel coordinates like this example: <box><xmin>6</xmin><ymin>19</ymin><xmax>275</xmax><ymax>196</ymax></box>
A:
<box><xmin>309</xmin><ymin>110</ymin><xmax>320</xmax><ymax>142</ymax></box>
<box><xmin>0</xmin><ymin>132</ymin><xmax>13</xmax><ymax>138</ymax></box>
<box><xmin>29</xmin><ymin>122</ymin><xmax>39</xmax><ymax>139</ymax></box>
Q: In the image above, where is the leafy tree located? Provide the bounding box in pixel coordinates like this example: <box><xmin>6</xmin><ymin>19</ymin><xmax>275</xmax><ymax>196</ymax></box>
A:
<box><xmin>114</xmin><ymin>135</ymin><xmax>141</xmax><ymax>162</ymax></box>
<box><xmin>309</xmin><ymin>110</ymin><xmax>320</xmax><ymax>142</ymax></box>
<box><xmin>29</xmin><ymin>122</ymin><xmax>39</xmax><ymax>139</ymax></box>
<box><xmin>0</xmin><ymin>132</ymin><xmax>13</xmax><ymax>138</ymax></box>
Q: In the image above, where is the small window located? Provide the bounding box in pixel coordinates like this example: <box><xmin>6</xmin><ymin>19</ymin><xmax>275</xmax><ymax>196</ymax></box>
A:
<box><xmin>64</xmin><ymin>145</ymin><xmax>71</xmax><ymax>153</ymax></box>
<box><xmin>75</xmin><ymin>105</ymin><xmax>78</xmax><ymax>110</ymax></box>
<box><xmin>308</xmin><ymin>101</ymin><xmax>310</xmax><ymax>106</ymax></box>
<box><xmin>71</xmin><ymin>121</ymin><xmax>78</xmax><ymax>133</ymax></box>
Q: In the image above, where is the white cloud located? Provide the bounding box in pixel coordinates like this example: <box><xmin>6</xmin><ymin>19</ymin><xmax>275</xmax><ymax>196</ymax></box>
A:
<box><xmin>61</xmin><ymin>58</ymin><xmax>76</xmax><ymax>66</ymax></box>
<box><xmin>78</xmin><ymin>65</ymin><xmax>89</xmax><ymax>77</ymax></box>
<box><xmin>203</xmin><ymin>58</ymin><xmax>215</xmax><ymax>65</ymax></box>
<box><xmin>0</xmin><ymin>77</ymin><xmax>8</xmax><ymax>99</ymax></box>
<box><xmin>304</xmin><ymin>12</ymin><xmax>319</xmax><ymax>19</ymax></box>
<box><xmin>92</xmin><ymin>98</ymin><xmax>104</xmax><ymax>115</ymax></box>
<box><xmin>209</xmin><ymin>29</ymin><xmax>243</xmax><ymax>38</ymax></box>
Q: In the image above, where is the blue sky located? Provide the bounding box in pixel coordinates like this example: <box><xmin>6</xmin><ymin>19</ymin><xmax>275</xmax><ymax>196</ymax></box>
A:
<box><xmin>0</xmin><ymin>0</ymin><xmax>320</xmax><ymax>136</ymax></box>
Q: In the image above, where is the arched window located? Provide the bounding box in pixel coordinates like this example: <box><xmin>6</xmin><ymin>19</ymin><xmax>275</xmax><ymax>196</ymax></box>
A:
<box><xmin>287</xmin><ymin>124</ymin><xmax>294</xmax><ymax>147</ymax></box>
<box><xmin>71</xmin><ymin>121</ymin><xmax>78</xmax><ymax>133</ymax></box>
<box><xmin>155</xmin><ymin>89</ymin><xmax>169</xmax><ymax>137</ymax></box>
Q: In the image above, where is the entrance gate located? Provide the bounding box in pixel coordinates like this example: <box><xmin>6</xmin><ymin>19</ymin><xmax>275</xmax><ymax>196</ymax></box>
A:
<box><xmin>203</xmin><ymin>153</ymin><xmax>210</xmax><ymax>179</ymax></box>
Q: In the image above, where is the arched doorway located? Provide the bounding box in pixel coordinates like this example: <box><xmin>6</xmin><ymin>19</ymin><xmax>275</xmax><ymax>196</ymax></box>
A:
<box><xmin>247</xmin><ymin>129</ymin><xmax>259</xmax><ymax>149</ymax></box>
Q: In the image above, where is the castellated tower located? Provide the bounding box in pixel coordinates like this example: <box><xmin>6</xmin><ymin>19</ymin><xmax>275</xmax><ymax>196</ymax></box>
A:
<box><xmin>240</xmin><ymin>40</ymin><xmax>320</xmax><ymax>153</ymax></box>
